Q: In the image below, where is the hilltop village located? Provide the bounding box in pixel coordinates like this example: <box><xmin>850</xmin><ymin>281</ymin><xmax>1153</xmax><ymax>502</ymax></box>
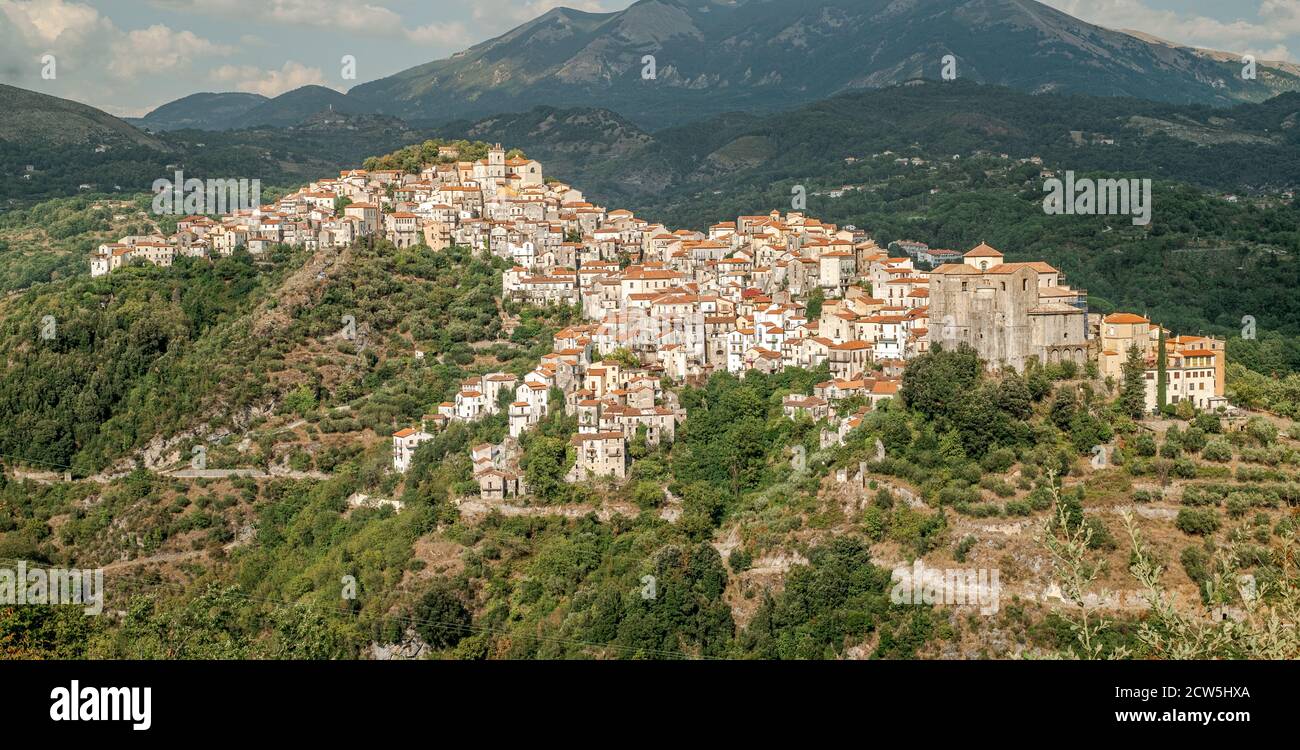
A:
<box><xmin>87</xmin><ymin>143</ymin><xmax>1228</xmax><ymax>501</ymax></box>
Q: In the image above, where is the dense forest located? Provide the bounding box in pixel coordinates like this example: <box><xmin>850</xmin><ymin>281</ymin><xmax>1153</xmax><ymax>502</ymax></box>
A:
<box><xmin>0</xmin><ymin>116</ymin><xmax>423</xmax><ymax>204</ymax></box>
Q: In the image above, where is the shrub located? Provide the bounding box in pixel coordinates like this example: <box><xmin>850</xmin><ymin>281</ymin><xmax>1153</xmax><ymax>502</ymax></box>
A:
<box><xmin>1181</xmin><ymin>486</ymin><xmax>1220</xmax><ymax>506</ymax></box>
<box><xmin>728</xmin><ymin>548</ymin><xmax>753</xmax><ymax>573</ymax></box>
<box><xmin>1132</xmin><ymin>488</ymin><xmax>1162</xmax><ymax>503</ymax></box>
<box><xmin>1180</xmin><ymin>545</ymin><xmax>1211</xmax><ymax>600</ymax></box>
<box><xmin>1004</xmin><ymin>499</ymin><xmax>1033</xmax><ymax>516</ymax></box>
<box><xmin>1193</xmin><ymin>412</ymin><xmax>1222</xmax><ymax>434</ymax></box>
<box><xmin>1202</xmin><ymin>438</ymin><xmax>1233</xmax><ymax>462</ymax></box>
<box><xmin>980</xmin><ymin>448</ymin><xmax>1017</xmax><ymax>474</ymax></box>
<box><xmin>1175</xmin><ymin>507</ymin><xmax>1221</xmax><ymax>536</ymax></box>
<box><xmin>862</xmin><ymin>505</ymin><xmax>888</xmax><ymax>542</ymax></box>
<box><xmin>1084</xmin><ymin>517</ymin><xmax>1117</xmax><ymax>550</ymax></box>
<box><xmin>1246</xmin><ymin>417</ymin><xmax>1279</xmax><ymax>447</ymax></box>
<box><xmin>979</xmin><ymin>476</ymin><xmax>1016</xmax><ymax>498</ymax></box>
<box><xmin>1133</xmin><ymin>432</ymin><xmax>1157</xmax><ymax>457</ymax></box>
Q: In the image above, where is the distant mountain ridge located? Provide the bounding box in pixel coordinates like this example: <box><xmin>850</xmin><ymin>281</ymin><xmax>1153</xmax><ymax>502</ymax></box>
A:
<box><xmin>132</xmin><ymin>0</ymin><xmax>1300</xmax><ymax>133</ymax></box>
<box><xmin>345</xmin><ymin>0</ymin><xmax>1300</xmax><ymax>129</ymax></box>
<box><xmin>428</xmin><ymin>81</ymin><xmax>1300</xmax><ymax>215</ymax></box>
<box><xmin>130</xmin><ymin>92</ymin><xmax>269</xmax><ymax>131</ymax></box>
<box><xmin>0</xmin><ymin>84</ymin><xmax>421</xmax><ymax>204</ymax></box>
<box><xmin>134</xmin><ymin>85</ymin><xmax>361</xmax><ymax>132</ymax></box>
<box><xmin>239</xmin><ymin>85</ymin><xmax>366</xmax><ymax>129</ymax></box>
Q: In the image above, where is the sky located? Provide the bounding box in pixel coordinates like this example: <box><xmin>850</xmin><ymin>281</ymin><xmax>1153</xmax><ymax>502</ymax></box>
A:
<box><xmin>1</xmin><ymin>0</ymin><xmax>1299</xmax><ymax>117</ymax></box>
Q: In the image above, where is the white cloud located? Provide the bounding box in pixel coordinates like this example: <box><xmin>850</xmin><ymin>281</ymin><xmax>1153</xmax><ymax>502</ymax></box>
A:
<box><xmin>210</xmin><ymin>61</ymin><xmax>335</xmax><ymax>97</ymax></box>
<box><xmin>151</xmin><ymin>0</ymin><xmax>406</xmax><ymax>35</ymax></box>
<box><xmin>406</xmin><ymin>21</ymin><xmax>470</xmax><ymax>46</ymax></box>
<box><xmin>470</xmin><ymin>0</ymin><xmax>616</xmax><ymax>27</ymax></box>
<box><xmin>109</xmin><ymin>24</ymin><xmax>235</xmax><ymax>78</ymax></box>
<box><xmin>150</xmin><ymin>0</ymin><xmax>617</xmax><ymax>40</ymax></box>
<box><xmin>1261</xmin><ymin>1</ymin><xmax>1300</xmax><ymax>34</ymax></box>
<box><xmin>1043</xmin><ymin>0</ymin><xmax>1295</xmax><ymax>61</ymax></box>
<box><xmin>1</xmin><ymin>0</ymin><xmax>111</xmax><ymax>46</ymax></box>
<box><xmin>0</xmin><ymin>0</ymin><xmax>233</xmax><ymax>114</ymax></box>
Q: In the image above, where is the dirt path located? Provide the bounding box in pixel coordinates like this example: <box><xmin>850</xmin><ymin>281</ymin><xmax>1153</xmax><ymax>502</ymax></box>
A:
<box><xmin>102</xmin><ymin>549</ymin><xmax>206</xmax><ymax>573</ymax></box>
<box><xmin>458</xmin><ymin>498</ymin><xmax>639</xmax><ymax>521</ymax></box>
<box><xmin>7</xmin><ymin>466</ymin><xmax>330</xmax><ymax>484</ymax></box>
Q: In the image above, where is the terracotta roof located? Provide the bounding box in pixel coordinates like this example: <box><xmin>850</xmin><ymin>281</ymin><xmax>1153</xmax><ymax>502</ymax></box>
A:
<box><xmin>964</xmin><ymin>242</ymin><xmax>1004</xmax><ymax>258</ymax></box>
<box><xmin>1104</xmin><ymin>313</ymin><xmax>1149</xmax><ymax>324</ymax></box>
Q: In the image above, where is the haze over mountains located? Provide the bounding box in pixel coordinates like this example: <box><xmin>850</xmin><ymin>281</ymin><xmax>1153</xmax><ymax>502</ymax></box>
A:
<box><xmin>132</xmin><ymin>86</ymin><xmax>373</xmax><ymax>131</ymax></box>
<box><xmin>124</xmin><ymin>92</ymin><xmax>268</xmax><ymax>132</ymax></box>
<box><xmin>134</xmin><ymin>0</ymin><xmax>1300</xmax><ymax>133</ymax></box>
<box><xmin>424</xmin><ymin>81</ymin><xmax>1300</xmax><ymax>213</ymax></box>
<box><xmin>8</xmin><ymin>0</ymin><xmax>1300</xmax><ymax>207</ymax></box>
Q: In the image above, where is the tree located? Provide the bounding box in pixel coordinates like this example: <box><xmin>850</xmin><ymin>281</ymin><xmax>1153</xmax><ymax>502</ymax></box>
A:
<box><xmin>522</xmin><ymin>435</ymin><xmax>570</xmax><ymax>502</ymax></box>
<box><xmin>1156</xmin><ymin>327</ymin><xmax>1168</xmax><ymax>410</ymax></box>
<box><xmin>900</xmin><ymin>343</ymin><xmax>981</xmax><ymax>420</ymax></box>
<box><xmin>1050</xmin><ymin>386</ymin><xmax>1077</xmax><ymax>430</ymax></box>
<box><xmin>412</xmin><ymin>581</ymin><xmax>472</xmax><ymax>650</ymax></box>
<box><xmin>805</xmin><ymin>287</ymin><xmax>825</xmax><ymax>320</ymax></box>
<box><xmin>994</xmin><ymin>374</ymin><xmax>1033</xmax><ymax>420</ymax></box>
<box><xmin>1119</xmin><ymin>345</ymin><xmax>1147</xmax><ymax>419</ymax></box>
<box><xmin>603</xmin><ymin>347</ymin><xmax>640</xmax><ymax>369</ymax></box>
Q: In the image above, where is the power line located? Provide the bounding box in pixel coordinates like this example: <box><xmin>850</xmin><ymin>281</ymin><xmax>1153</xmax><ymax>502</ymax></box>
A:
<box><xmin>0</xmin><ymin>452</ymin><xmax>75</xmax><ymax>472</ymax></box>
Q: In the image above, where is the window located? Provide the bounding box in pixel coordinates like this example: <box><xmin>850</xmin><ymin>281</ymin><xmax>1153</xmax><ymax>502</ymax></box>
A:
<box><xmin>1022</xmin><ymin>279</ymin><xmax>1028</xmax><ymax>291</ymax></box>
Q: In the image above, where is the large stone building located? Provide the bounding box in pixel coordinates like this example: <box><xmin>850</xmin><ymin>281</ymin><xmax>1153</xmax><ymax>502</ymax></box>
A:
<box><xmin>927</xmin><ymin>243</ymin><xmax>1090</xmax><ymax>371</ymax></box>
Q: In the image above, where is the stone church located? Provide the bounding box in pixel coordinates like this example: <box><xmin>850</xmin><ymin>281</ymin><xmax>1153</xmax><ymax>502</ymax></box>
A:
<box><xmin>927</xmin><ymin>243</ymin><xmax>1091</xmax><ymax>371</ymax></box>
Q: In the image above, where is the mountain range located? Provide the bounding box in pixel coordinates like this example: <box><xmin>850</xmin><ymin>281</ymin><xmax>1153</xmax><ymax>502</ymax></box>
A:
<box><xmin>136</xmin><ymin>0</ymin><xmax>1300</xmax><ymax>133</ymax></box>
<box><xmin>131</xmin><ymin>86</ymin><xmax>371</xmax><ymax>132</ymax></box>
<box><xmin>8</xmin><ymin>0</ymin><xmax>1300</xmax><ymax>208</ymax></box>
<box><xmin>421</xmin><ymin>80</ymin><xmax>1300</xmax><ymax>214</ymax></box>
<box><xmin>7</xmin><ymin>75</ymin><xmax>1300</xmax><ymax>209</ymax></box>
<box><xmin>125</xmin><ymin>92</ymin><xmax>268</xmax><ymax>131</ymax></box>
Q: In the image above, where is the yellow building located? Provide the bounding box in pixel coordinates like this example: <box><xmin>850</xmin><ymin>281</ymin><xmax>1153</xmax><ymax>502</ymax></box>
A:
<box><xmin>1097</xmin><ymin>313</ymin><xmax>1227</xmax><ymax>412</ymax></box>
<box><xmin>1097</xmin><ymin>313</ymin><xmax>1157</xmax><ymax>381</ymax></box>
